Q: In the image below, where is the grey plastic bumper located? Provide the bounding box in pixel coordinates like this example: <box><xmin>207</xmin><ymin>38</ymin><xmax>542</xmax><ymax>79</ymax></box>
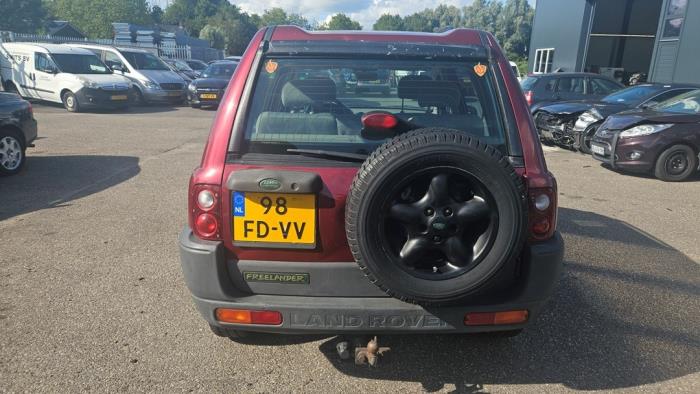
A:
<box><xmin>179</xmin><ymin>228</ymin><xmax>564</xmax><ymax>334</ymax></box>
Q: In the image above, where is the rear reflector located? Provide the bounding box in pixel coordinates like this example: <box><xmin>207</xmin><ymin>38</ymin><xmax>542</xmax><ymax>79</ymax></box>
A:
<box><xmin>215</xmin><ymin>309</ymin><xmax>283</xmax><ymax>325</ymax></box>
<box><xmin>464</xmin><ymin>310</ymin><xmax>528</xmax><ymax>326</ymax></box>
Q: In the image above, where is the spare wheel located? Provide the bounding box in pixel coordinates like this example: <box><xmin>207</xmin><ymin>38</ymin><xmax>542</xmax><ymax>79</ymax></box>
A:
<box><xmin>345</xmin><ymin>128</ymin><xmax>528</xmax><ymax>305</ymax></box>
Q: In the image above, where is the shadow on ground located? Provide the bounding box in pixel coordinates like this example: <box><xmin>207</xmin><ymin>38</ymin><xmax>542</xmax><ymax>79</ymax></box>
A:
<box><xmin>29</xmin><ymin>100</ymin><xmax>182</xmax><ymax>114</ymax></box>
<box><xmin>0</xmin><ymin>155</ymin><xmax>139</xmax><ymax>221</ymax></box>
<box><xmin>310</xmin><ymin>208</ymin><xmax>700</xmax><ymax>391</ymax></box>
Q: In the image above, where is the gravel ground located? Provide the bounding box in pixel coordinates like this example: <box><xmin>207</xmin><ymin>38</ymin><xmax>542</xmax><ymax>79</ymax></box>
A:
<box><xmin>1</xmin><ymin>103</ymin><xmax>698</xmax><ymax>393</ymax></box>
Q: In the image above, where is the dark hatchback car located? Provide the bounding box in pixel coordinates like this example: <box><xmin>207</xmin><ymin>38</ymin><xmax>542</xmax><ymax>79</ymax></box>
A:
<box><xmin>187</xmin><ymin>60</ymin><xmax>237</xmax><ymax>108</ymax></box>
<box><xmin>534</xmin><ymin>84</ymin><xmax>697</xmax><ymax>153</ymax></box>
<box><xmin>591</xmin><ymin>89</ymin><xmax>700</xmax><ymax>181</ymax></box>
<box><xmin>521</xmin><ymin>72</ymin><xmax>623</xmax><ymax>110</ymax></box>
<box><xmin>0</xmin><ymin>92</ymin><xmax>37</xmax><ymax>176</ymax></box>
<box><xmin>179</xmin><ymin>26</ymin><xmax>563</xmax><ymax>342</ymax></box>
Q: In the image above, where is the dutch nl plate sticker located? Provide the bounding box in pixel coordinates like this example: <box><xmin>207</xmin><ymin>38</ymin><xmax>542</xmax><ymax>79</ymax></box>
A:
<box><xmin>232</xmin><ymin>191</ymin><xmax>316</xmax><ymax>248</ymax></box>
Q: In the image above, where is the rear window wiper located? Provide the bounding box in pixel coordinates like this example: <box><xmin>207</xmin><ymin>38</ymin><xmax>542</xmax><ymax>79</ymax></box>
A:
<box><xmin>286</xmin><ymin>148</ymin><xmax>367</xmax><ymax>162</ymax></box>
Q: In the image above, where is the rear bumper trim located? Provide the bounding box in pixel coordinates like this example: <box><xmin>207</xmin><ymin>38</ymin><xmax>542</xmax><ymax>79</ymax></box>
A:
<box><xmin>179</xmin><ymin>228</ymin><xmax>564</xmax><ymax>333</ymax></box>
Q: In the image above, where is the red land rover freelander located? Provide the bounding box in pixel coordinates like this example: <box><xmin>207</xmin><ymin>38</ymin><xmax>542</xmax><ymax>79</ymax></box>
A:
<box><xmin>179</xmin><ymin>26</ymin><xmax>564</xmax><ymax>340</ymax></box>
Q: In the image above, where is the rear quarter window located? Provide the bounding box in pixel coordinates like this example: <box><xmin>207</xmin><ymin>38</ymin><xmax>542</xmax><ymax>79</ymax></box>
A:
<box><xmin>238</xmin><ymin>58</ymin><xmax>510</xmax><ymax>156</ymax></box>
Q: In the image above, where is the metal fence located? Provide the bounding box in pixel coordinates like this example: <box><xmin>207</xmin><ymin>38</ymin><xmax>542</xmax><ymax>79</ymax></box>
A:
<box><xmin>0</xmin><ymin>31</ymin><xmax>205</xmax><ymax>60</ymax></box>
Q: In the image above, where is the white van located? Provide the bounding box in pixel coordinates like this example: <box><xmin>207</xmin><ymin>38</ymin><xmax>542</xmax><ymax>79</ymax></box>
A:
<box><xmin>69</xmin><ymin>44</ymin><xmax>186</xmax><ymax>104</ymax></box>
<box><xmin>0</xmin><ymin>43</ymin><xmax>132</xmax><ymax>112</ymax></box>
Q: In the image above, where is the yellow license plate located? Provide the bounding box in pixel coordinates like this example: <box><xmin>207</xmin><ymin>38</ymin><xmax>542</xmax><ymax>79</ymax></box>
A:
<box><xmin>111</xmin><ymin>95</ymin><xmax>128</xmax><ymax>100</ymax></box>
<box><xmin>200</xmin><ymin>93</ymin><xmax>217</xmax><ymax>99</ymax></box>
<box><xmin>232</xmin><ymin>192</ymin><xmax>316</xmax><ymax>248</ymax></box>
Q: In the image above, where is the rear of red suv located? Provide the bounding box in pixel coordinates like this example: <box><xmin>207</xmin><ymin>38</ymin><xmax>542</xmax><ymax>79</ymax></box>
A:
<box><xmin>180</xmin><ymin>26</ymin><xmax>563</xmax><ymax>338</ymax></box>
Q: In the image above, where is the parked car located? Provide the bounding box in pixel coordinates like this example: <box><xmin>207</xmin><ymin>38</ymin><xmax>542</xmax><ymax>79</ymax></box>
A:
<box><xmin>179</xmin><ymin>26</ymin><xmax>563</xmax><ymax>342</ymax></box>
<box><xmin>224</xmin><ymin>56</ymin><xmax>242</xmax><ymax>62</ymax></box>
<box><xmin>185</xmin><ymin>59</ymin><xmax>208</xmax><ymax>77</ymax></box>
<box><xmin>0</xmin><ymin>43</ymin><xmax>132</xmax><ymax>112</ymax></box>
<box><xmin>187</xmin><ymin>60</ymin><xmax>237</xmax><ymax>108</ymax></box>
<box><xmin>591</xmin><ymin>89</ymin><xmax>700</xmax><ymax>182</ymax></box>
<box><xmin>521</xmin><ymin>72</ymin><xmax>623</xmax><ymax>110</ymax></box>
<box><xmin>533</xmin><ymin>83</ymin><xmax>697</xmax><ymax>153</ymax></box>
<box><xmin>163</xmin><ymin>58</ymin><xmax>197</xmax><ymax>80</ymax></box>
<box><xmin>0</xmin><ymin>92</ymin><xmax>37</xmax><ymax>175</ymax></box>
<box><xmin>69</xmin><ymin>44</ymin><xmax>187</xmax><ymax>105</ymax></box>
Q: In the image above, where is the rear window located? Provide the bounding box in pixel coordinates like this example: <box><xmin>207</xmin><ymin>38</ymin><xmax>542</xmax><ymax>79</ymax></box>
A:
<box><xmin>240</xmin><ymin>58</ymin><xmax>508</xmax><ymax>156</ymax></box>
<box><xmin>520</xmin><ymin>76</ymin><xmax>538</xmax><ymax>90</ymax></box>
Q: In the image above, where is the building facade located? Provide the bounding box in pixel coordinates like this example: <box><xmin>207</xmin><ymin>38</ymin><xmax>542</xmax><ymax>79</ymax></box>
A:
<box><xmin>528</xmin><ymin>0</ymin><xmax>698</xmax><ymax>84</ymax></box>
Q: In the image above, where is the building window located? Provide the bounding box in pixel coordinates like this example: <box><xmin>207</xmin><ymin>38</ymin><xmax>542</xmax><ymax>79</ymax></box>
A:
<box><xmin>533</xmin><ymin>48</ymin><xmax>554</xmax><ymax>74</ymax></box>
<box><xmin>662</xmin><ymin>0</ymin><xmax>687</xmax><ymax>39</ymax></box>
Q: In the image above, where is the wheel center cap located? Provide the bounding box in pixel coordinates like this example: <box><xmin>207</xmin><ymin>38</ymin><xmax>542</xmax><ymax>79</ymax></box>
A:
<box><xmin>431</xmin><ymin>220</ymin><xmax>447</xmax><ymax>231</ymax></box>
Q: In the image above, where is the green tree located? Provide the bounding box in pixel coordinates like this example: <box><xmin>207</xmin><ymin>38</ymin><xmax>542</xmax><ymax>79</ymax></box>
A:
<box><xmin>319</xmin><ymin>13</ymin><xmax>362</xmax><ymax>30</ymax></box>
<box><xmin>402</xmin><ymin>11</ymin><xmax>433</xmax><ymax>32</ymax></box>
<box><xmin>258</xmin><ymin>7</ymin><xmax>309</xmax><ymax>28</ymax></box>
<box><xmin>48</xmin><ymin>0</ymin><xmax>151</xmax><ymax>38</ymax></box>
<box><xmin>496</xmin><ymin>0</ymin><xmax>534</xmax><ymax>59</ymax></box>
<box><xmin>199</xmin><ymin>24</ymin><xmax>225</xmax><ymax>50</ymax></box>
<box><xmin>204</xmin><ymin>5</ymin><xmax>258</xmax><ymax>55</ymax></box>
<box><xmin>260</xmin><ymin>8</ymin><xmax>288</xmax><ymax>26</ymax></box>
<box><xmin>432</xmin><ymin>4</ymin><xmax>462</xmax><ymax>30</ymax></box>
<box><xmin>373</xmin><ymin>14</ymin><xmax>404</xmax><ymax>31</ymax></box>
<box><xmin>0</xmin><ymin>0</ymin><xmax>46</xmax><ymax>33</ymax></box>
<box><xmin>163</xmin><ymin>0</ymin><xmax>226</xmax><ymax>37</ymax></box>
<box><xmin>150</xmin><ymin>5</ymin><xmax>164</xmax><ymax>25</ymax></box>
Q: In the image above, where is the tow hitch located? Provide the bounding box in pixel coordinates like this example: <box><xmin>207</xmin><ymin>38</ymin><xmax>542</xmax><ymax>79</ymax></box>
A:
<box><xmin>336</xmin><ymin>336</ymin><xmax>390</xmax><ymax>367</ymax></box>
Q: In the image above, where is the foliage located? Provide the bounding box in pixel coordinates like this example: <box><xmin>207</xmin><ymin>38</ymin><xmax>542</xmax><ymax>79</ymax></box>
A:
<box><xmin>258</xmin><ymin>8</ymin><xmax>309</xmax><ymax>29</ymax></box>
<box><xmin>199</xmin><ymin>24</ymin><xmax>225</xmax><ymax>50</ymax></box>
<box><xmin>48</xmin><ymin>0</ymin><xmax>151</xmax><ymax>38</ymax></box>
<box><xmin>0</xmin><ymin>0</ymin><xmax>47</xmax><ymax>33</ymax></box>
<box><xmin>162</xmin><ymin>0</ymin><xmax>227</xmax><ymax>37</ymax></box>
<box><xmin>318</xmin><ymin>14</ymin><xmax>362</xmax><ymax>31</ymax></box>
<box><xmin>150</xmin><ymin>5</ymin><xmax>164</xmax><ymax>25</ymax></box>
<box><xmin>373</xmin><ymin>14</ymin><xmax>404</xmax><ymax>31</ymax></box>
<box><xmin>371</xmin><ymin>0</ymin><xmax>535</xmax><ymax>61</ymax></box>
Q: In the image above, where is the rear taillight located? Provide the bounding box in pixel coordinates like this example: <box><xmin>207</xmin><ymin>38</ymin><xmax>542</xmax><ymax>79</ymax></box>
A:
<box><xmin>27</xmin><ymin>102</ymin><xmax>33</xmax><ymax>116</ymax></box>
<box><xmin>524</xmin><ymin>90</ymin><xmax>533</xmax><ymax>106</ymax></box>
<box><xmin>528</xmin><ymin>187</ymin><xmax>557</xmax><ymax>242</ymax></box>
<box><xmin>189</xmin><ymin>184</ymin><xmax>222</xmax><ymax>241</ymax></box>
<box><xmin>216</xmin><ymin>308</ymin><xmax>283</xmax><ymax>325</ymax></box>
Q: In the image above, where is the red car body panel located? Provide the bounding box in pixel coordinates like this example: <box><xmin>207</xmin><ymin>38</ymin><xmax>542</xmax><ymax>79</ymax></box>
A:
<box><xmin>190</xmin><ymin>26</ymin><xmax>556</xmax><ymax>263</ymax></box>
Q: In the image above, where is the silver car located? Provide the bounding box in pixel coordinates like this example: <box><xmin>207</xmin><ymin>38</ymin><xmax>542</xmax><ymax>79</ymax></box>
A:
<box><xmin>69</xmin><ymin>44</ymin><xmax>187</xmax><ymax>104</ymax></box>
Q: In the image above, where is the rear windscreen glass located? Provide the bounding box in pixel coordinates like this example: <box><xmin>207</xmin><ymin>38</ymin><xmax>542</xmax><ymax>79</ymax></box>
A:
<box><xmin>240</xmin><ymin>58</ymin><xmax>508</xmax><ymax>155</ymax></box>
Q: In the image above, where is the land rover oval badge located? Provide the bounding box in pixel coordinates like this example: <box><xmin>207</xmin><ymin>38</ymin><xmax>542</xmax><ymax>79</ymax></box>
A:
<box><xmin>259</xmin><ymin>178</ymin><xmax>281</xmax><ymax>191</ymax></box>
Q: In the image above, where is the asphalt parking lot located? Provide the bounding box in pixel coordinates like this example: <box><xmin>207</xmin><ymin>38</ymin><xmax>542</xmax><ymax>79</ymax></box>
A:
<box><xmin>1</xmin><ymin>103</ymin><xmax>699</xmax><ymax>393</ymax></box>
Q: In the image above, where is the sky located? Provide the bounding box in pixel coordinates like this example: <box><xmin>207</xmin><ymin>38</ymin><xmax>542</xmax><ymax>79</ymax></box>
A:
<box><xmin>149</xmin><ymin>1</ymin><xmax>536</xmax><ymax>31</ymax></box>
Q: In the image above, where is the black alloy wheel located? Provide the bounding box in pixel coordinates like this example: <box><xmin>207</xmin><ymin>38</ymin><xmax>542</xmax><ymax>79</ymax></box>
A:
<box><xmin>380</xmin><ymin>169</ymin><xmax>498</xmax><ymax>280</ymax></box>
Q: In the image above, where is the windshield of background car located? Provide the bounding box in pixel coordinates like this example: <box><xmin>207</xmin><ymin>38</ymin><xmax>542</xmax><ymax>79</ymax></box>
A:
<box><xmin>51</xmin><ymin>54</ymin><xmax>111</xmax><ymax>74</ymax></box>
<box><xmin>601</xmin><ymin>85</ymin><xmax>663</xmax><ymax>105</ymax></box>
<box><xmin>520</xmin><ymin>76</ymin><xmax>538</xmax><ymax>90</ymax></box>
<box><xmin>173</xmin><ymin>59</ymin><xmax>193</xmax><ymax>71</ymax></box>
<box><xmin>187</xmin><ymin>60</ymin><xmax>206</xmax><ymax>70</ymax></box>
<box><xmin>202</xmin><ymin>63</ymin><xmax>237</xmax><ymax>78</ymax></box>
<box><xmin>120</xmin><ymin>51</ymin><xmax>170</xmax><ymax>71</ymax></box>
<box><xmin>241</xmin><ymin>58</ymin><xmax>508</xmax><ymax>155</ymax></box>
<box><xmin>654</xmin><ymin>89</ymin><xmax>700</xmax><ymax>114</ymax></box>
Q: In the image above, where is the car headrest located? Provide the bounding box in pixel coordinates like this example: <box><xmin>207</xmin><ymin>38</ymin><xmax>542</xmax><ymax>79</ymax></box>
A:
<box><xmin>398</xmin><ymin>76</ymin><xmax>462</xmax><ymax>109</ymax></box>
<box><xmin>281</xmin><ymin>78</ymin><xmax>336</xmax><ymax>109</ymax></box>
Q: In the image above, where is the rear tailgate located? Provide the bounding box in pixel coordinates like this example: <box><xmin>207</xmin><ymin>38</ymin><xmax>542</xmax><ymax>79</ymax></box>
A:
<box><xmin>220</xmin><ymin>163</ymin><xmax>357</xmax><ymax>262</ymax></box>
